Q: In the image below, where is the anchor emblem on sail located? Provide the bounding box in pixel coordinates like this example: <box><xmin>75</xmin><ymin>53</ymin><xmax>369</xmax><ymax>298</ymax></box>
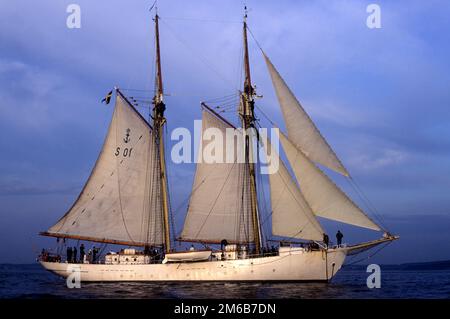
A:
<box><xmin>124</xmin><ymin>128</ymin><xmax>131</xmax><ymax>143</ymax></box>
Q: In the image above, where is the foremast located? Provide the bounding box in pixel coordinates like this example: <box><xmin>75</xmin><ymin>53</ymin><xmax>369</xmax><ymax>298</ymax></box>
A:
<box><xmin>152</xmin><ymin>13</ymin><xmax>171</xmax><ymax>253</ymax></box>
<box><xmin>240</xmin><ymin>10</ymin><xmax>262</xmax><ymax>255</ymax></box>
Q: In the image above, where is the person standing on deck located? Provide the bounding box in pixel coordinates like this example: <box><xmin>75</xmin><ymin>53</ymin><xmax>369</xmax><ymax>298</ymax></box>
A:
<box><xmin>66</xmin><ymin>247</ymin><xmax>72</xmax><ymax>263</ymax></box>
<box><xmin>323</xmin><ymin>233</ymin><xmax>330</xmax><ymax>248</ymax></box>
<box><xmin>92</xmin><ymin>246</ymin><xmax>97</xmax><ymax>263</ymax></box>
<box><xmin>336</xmin><ymin>230</ymin><xmax>344</xmax><ymax>247</ymax></box>
<box><xmin>79</xmin><ymin>244</ymin><xmax>85</xmax><ymax>263</ymax></box>
<box><xmin>73</xmin><ymin>246</ymin><xmax>77</xmax><ymax>263</ymax></box>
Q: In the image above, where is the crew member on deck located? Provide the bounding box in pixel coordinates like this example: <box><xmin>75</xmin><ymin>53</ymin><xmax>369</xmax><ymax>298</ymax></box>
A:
<box><xmin>73</xmin><ymin>246</ymin><xmax>78</xmax><ymax>263</ymax></box>
<box><xmin>336</xmin><ymin>230</ymin><xmax>344</xmax><ymax>247</ymax></box>
<box><xmin>66</xmin><ymin>247</ymin><xmax>72</xmax><ymax>263</ymax></box>
<box><xmin>79</xmin><ymin>244</ymin><xmax>85</xmax><ymax>263</ymax></box>
<box><xmin>323</xmin><ymin>233</ymin><xmax>329</xmax><ymax>248</ymax></box>
<box><xmin>92</xmin><ymin>246</ymin><xmax>98</xmax><ymax>263</ymax></box>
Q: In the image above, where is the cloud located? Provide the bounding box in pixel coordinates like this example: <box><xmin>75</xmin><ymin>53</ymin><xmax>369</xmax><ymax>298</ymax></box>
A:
<box><xmin>348</xmin><ymin>148</ymin><xmax>408</xmax><ymax>170</ymax></box>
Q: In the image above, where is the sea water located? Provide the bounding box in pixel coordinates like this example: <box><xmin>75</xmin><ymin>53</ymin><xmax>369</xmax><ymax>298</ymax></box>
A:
<box><xmin>0</xmin><ymin>264</ymin><xmax>449</xmax><ymax>299</ymax></box>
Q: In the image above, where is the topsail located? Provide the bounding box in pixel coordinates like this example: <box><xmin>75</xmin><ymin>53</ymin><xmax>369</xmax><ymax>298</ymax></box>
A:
<box><xmin>264</xmin><ymin>53</ymin><xmax>349</xmax><ymax>176</ymax></box>
<box><xmin>42</xmin><ymin>93</ymin><xmax>165</xmax><ymax>246</ymax></box>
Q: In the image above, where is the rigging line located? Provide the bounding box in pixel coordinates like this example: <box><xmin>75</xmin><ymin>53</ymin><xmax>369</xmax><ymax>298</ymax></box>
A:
<box><xmin>172</xmin><ymin>179</ymin><xmax>206</xmax><ymax>218</ymax></box>
<box><xmin>121</xmin><ymin>88</ymin><xmax>156</xmax><ymax>92</ymax></box>
<box><xmin>216</xmin><ymin>105</ymin><xmax>239</xmax><ymax>112</ymax></box>
<box><xmin>237</xmin><ymin>159</ymin><xmax>249</xmax><ymax>244</ymax></box>
<box><xmin>125</xmin><ymin>20</ymin><xmax>153</xmax><ymax>94</ymax></box>
<box><xmin>193</xmin><ymin>161</ymin><xmax>238</xmax><ymax>240</ymax></box>
<box><xmin>205</xmin><ymin>97</ymin><xmax>240</xmax><ymax>105</ymax></box>
<box><xmin>351</xmin><ymin>177</ymin><xmax>389</xmax><ymax>230</ymax></box>
<box><xmin>254</xmin><ymin>156</ymin><xmax>267</xmax><ymax>247</ymax></box>
<box><xmin>214</xmin><ymin>99</ymin><xmax>240</xmax><ymax>107</ymax></box>
<box><xmin>174</xmin><ymin>161</ymin><xmax>234</xmax><ymax>238</ymax></box>
<box><xmin>345</xmin><ymin>241</ymin><xmax>392</xmax><ymax>266</ymax></box>
<box><xmin>163</xmin><ymin>16</ymin><xmax>241</xmax><ymax>24</ymax></box>
<box><xmin>140</xmin><ymin>131</ymin><xmax>152</xmax><ymax>245</ymax></box>
<box><xmin>127</xmin><ymin>95</ymin><xmax>154</xmax><ymax>99</ymax></box>
<box><xmin>215</xmin><ymin>96</ymin><xmax>240</xmax><ymax>104</ymax></box>
<box><xmin>207</xmin><ymin>100</ymin><xmax>239</xmax><ymax>107</ymax></box>
<box><xmin>243</xmin><ymin>157</ymin><xmax>255</xmax><ymax>245</ymax></box>
<box><xmin>208</xmin><ymin>102</ymin><xmax>239</xmax><ymax>110</ymax></box>
<box><xmin>255</xmin><ymin>103</ymin><xmax>278</xmax><ymax>127</ymax></box>
<box><xmin>346</xmin><ymin>177</ymin><xmax>389</xmax><ymax>232</ymax></box>
<box><xmin>255</xmin><ymin>144</ymin><xmax>271</xmax><ymax>246</ymax></box>
<box><xmin>164</xmin><ymin>125</ymin><xmax>177</xmax><ymax>245</ymax></box>
<box><xmin>215</xmin><ymin>104</ymin><xmax>238</xmax><ymax>110</ymax></box>
<box><xmin>256</xmin><ymin>131</ymin><xmax>275</xmax><ymax>231</ymax></box>
<box><xmin>219</xmin><ymin>110</ymin><xmax>239</xmax><ymax>114</ymax></box>
<box><xmin>237</xmin><ymin>27</ymin><xmax>244</xmax><ymax>91</ymax></box>
<box><xmin>203</xmin><ymin>92</ymin><xmax>239</xmax><ymax>101</ymax></box>
<box><xmin>252</xmin><ymin>137</ymin><xmax>266</xmax><ymax>247</ymax></box>
<box><xmin>246</xmin><ymin>25</ymin><xmax>264</xmax><ymax>52</ymax></box>
<box><xmin>160</xmin><ymin>18</ymin><xmax>238</xmax><ymax>90</ymax></box>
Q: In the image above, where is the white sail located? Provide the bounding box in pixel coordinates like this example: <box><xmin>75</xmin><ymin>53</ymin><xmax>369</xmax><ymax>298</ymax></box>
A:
<box><xmin>278</xmin><ymin>131</ymin><xmax>381</xmax><ymax>231</ymax></box>
<box><xmin>263</xmin><ymin>53</ymin><xmax>349</xmax><ymax>176</ymax></box>
<box><xmin>180</xmin><ymin>109</ymin><xmax>255</xmax><ymax>244</ymax></box>
<box><xmin>261</xmin><ymin>137</ymin><xmax>324</xmax><ymax>241</ymax></box>
<box><xmin>45</xmin><ymin>93</ymin><xmax>165</xmax><ymax>246</ymax></box>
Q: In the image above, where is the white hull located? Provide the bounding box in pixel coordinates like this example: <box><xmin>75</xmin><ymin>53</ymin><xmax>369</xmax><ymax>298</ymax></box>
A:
<box><xmin>40</xmin><ymin>248</ymin><xmax>347</xmax><ymax>282</ymax></box>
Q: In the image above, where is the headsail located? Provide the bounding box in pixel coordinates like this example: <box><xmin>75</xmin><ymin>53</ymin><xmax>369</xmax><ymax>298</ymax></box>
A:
<box><xmin>261</xmin><ymin>136</ymin><xmax>324</xmax><ymax>241</ymax></box>
<box><xmin>263</xmin><ymin>53</ymin><xmax>349</xmax><ymax>176</ymax></box>
<box><xmin>42</xmin><ymin>92</ymin><xmax>165</xmax><ymax>246</ymax></box>
<box><xmin>278</xmin><ymin>131</ymin><xmax>381</xmax><ymax>231</ymax></box>
<box><xmin>180</xmin><ymin>109</ymin><xmax>255</xmax><ymax>244</ymax></box>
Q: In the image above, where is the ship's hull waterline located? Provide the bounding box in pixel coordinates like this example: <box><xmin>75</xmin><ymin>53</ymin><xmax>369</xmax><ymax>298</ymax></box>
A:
<box><xmin>40</xmin><ymin>248</ymin><xmax>347</xmax><ymax>282</ymax></box>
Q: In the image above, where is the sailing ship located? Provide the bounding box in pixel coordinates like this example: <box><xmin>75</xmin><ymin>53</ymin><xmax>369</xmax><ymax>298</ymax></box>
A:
<box><xmin>39</xmin><ymin>10</ymin><xmax>398</xmax><ymax>282</ymax></box>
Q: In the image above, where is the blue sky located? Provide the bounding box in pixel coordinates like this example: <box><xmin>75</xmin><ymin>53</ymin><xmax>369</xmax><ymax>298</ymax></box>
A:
<box><xmin>1</xmin><ymin>0</ymin><xmax>450</xmax><ymax>264</ymax></box>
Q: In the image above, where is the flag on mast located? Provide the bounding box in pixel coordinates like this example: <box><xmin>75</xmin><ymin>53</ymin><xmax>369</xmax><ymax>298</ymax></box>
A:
<box><xmin>101</xmin><ymin>90</ymin><xmax>113</xmax><ymax>104</ymax></box>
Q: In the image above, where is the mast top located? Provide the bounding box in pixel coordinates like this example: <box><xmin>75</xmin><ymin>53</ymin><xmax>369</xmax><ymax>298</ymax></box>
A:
<box><xmin>150</xmin><ymin>0</ymin><xmax>158</xmax><ymax>16</ymax></box>
<box><xmin>153</xmin><ymin>9</ymin><xmax>164</xmax><ymax>106</ymax></box>
<box><xmin>242</xmin><ymin>7</ymin><xmax>253</xmax><ymax>99</ymax></box>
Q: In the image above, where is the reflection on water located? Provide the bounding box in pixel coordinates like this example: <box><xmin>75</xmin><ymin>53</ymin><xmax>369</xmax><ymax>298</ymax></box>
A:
<box><xmin>1</xmin><ymin>264</ymin><xmax>449</xmax><ymax>299</ymax></box>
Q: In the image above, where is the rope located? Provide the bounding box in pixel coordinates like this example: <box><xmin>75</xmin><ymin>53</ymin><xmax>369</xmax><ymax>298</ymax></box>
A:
<box><xmin>246</xmin><ymin>25</ymin><xmax>264</xmax><ymax>52</ymax></box>
<box><xmin>344</xmin><ymin>241</ymin><xmax>392</xmax><ymax>266</ymax></box>
<box><xmin>347</xmin><ymin>176</ymin><xmax>389</xmax><ymax>232</ymax></box>
<box><xmin>164</xmin><ymin>125</ymin><xmax>177</xmax><ymax>246</ymax></box>
<box><xmin>160</xmin><ymin>18</ymin><xmax>237</xmax><ymax>90</ymax></box>
<box><xmin>163</xmin><ymin>16</ymin><xmax>241</xmax><ymax>24</ymax></box>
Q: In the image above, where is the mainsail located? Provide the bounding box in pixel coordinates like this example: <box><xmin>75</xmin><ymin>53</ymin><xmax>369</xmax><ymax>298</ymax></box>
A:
<box><xmin>42</xmin><ymin>92</ymin><xmax>165</xmax><ymax>246</ymax></box>
<box><xmin>278</xmin><ymin>131</ymin><xmax>381</xmax><ymax>231</ymax></box>
<box><xmin>180</xmin><ymin>109</ymin><xmax>255</xmax><ymax>244</ymax></box>
<box><xmin>261</xmin><ymin>136</ymin><xmax>324</xmax><ymax>241</ymax></box>
<box><xmin>264</xmin><ymin>53</ymin><xmax>349</xmax><ymax>176</ymax></box>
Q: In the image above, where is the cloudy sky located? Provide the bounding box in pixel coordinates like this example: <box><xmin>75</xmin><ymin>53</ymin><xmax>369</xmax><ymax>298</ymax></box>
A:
<box><xmin>1</xmin><ymin>0</ymin><xmax>450</xmax><ymax>264</ymax></box>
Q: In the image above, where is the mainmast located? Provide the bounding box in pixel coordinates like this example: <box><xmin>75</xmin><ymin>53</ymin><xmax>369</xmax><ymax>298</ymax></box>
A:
<box><xmin>152</xmin><ymin>12</ymin><xmax>171</xmax><ymax>252</ymax></box>
<box><xmin>241</xmin><ymin>8</ymin><xmax>262</xmax><ymax>254</ymax></box>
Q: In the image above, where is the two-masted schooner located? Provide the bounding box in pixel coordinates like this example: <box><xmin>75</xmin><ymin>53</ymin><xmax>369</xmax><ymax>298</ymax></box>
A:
<box><xmin>39</xmin><ymin>10</ymin><xmax>398</xmax><ymax>282</ymax></box>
